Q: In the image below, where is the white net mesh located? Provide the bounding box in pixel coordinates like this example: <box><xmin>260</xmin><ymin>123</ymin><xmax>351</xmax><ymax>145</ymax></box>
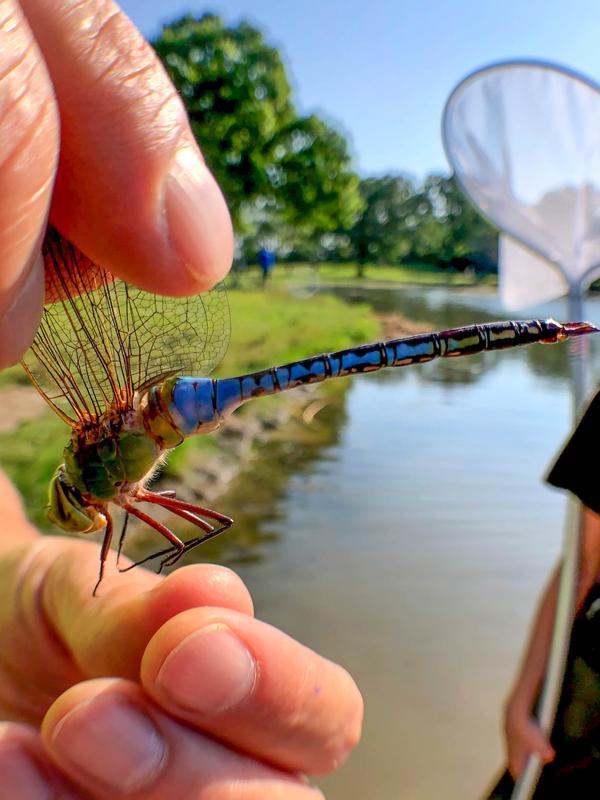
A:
<box><xmin>443</xmin><ymin>62</ymin><xmax>600</xmax><ymax>309</ymax></box>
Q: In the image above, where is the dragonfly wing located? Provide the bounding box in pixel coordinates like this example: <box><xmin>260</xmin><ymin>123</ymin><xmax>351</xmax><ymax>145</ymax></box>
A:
<box><xmin>22</xmin><ymin>229</ymin><xmax>231</xmax><ymax>425</ymax></box>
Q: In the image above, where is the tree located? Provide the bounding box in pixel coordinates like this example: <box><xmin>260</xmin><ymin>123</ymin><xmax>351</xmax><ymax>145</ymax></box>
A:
<box><xmin>267</xmin><ymin>115</ymin><xmax>363</xmax><ymax>233</ymax></box>
<box><xmin>154</xmin><ymin>14</ymin><xmax>293</xmax><ymax>224</ymax></box>
<box><xmin>348</xmin><ymin>175</ymin><xmax>415</xmax><ymax>274</ymax></box>
<box><xmin>411</xmin><ymin>175</ymin><xmax>497</xmax><ymax>271</ymax></box>
<box><xmin>154</xmin><ymin>15</ymin><xmax>362</xmax><ymax>242</ymax></box>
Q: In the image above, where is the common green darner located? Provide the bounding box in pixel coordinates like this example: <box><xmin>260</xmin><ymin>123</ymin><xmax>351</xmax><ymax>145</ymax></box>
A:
<box><xmin>21</xmin><ymin>228</ymin><xmax>598</xmax><ymax>592</ymax></box>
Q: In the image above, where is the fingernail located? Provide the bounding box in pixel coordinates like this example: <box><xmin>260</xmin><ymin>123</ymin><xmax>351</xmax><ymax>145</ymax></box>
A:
<box><xmin>51</xmin><ymin>693</ymin><xmax>167</xmax><ymax>792</ymax></box>
<box><xmin>164</xmin><ymin>145</ymin><xmax>233</xmax><ymax>290</ymax></box>
<box><xmin>0</xmin><ymin>745</ymin><xmax>52</xmax><ymax>800</ymax></box>
<box><xmin>0</xmin><ymin>253</ymin><xmax>44</xmax><ymax>368</ymax></box>
<box><xmin>157</xmin><ymin>623</ymin><xmax>257</xmax><ymax>714</ymax></box>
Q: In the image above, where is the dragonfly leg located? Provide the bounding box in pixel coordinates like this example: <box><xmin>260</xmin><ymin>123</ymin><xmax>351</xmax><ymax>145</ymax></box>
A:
<box><xmin>153</xmin><ymin>505</ymin><xmax>233</xmax><ymax>570</ymax></box>
<box><xmin>115</xmin><ymin>491</ymin><xmax>179</xmax><ymax>566</ymax></box>
<box><xmin>139</xmin><ymin>522</ymin><xmax>233</xmax><ymax>572</ymax></box>
<box><xmin>116</xmin><ymin>510</ymin><xmax>129</xmax><ymax>567</ymax></box>
<box><xmin>119</xmin><ymin>493</ymin><xmax>234</xmax><ymax>573</ymax></box>
<box><xmin>134</xmin><ymin>491</ymin><xmax>213</xmax><ymax>534</ymax></box>
<box><xmin>136</xmin><ymin>492</ymin><xmax>234</xmax><ymax>569</ymax></box>
<box><xmin>119</xmin><ymin>502</ymin><xmax>186</xmax><ymax>572</ymax></box>
<box><xmin>159</xmin><ymin>520</ymin><xmax>233</xmax><ymax>570</ymax></box>
<box><xmin>136</xmin><ymin>489</ymin><xmax>233</xmax><ymax>527</ymax></box>
<box><xmin>93</xmin><ymin>512</ymin><xmax>113</xmax><ymax>597</ymax></box>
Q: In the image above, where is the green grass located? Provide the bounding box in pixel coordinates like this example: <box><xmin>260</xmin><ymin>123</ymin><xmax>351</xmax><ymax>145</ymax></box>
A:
<box><xmin>0</xmin><ymin>288</ymin><xmax>380</xmax><ymax>529</ymax></box>
<box><xmin>235</xmin><ymin>261</ymin><xmax>498</xmax><ymax>288</ymax></box>
<box><xmin>0</xmin><ymin>412</ymin><xmax>68</xmax><ymax>528</ymax></box>
<box><xmin>218</xmin><ymin>289</ymin><xmax>378</xmax><ymax>375</ymax></box>
<box><xmin>0</xmin><ymin>364</ymin><xmax>30</xmax><ymax>388</ymax></box>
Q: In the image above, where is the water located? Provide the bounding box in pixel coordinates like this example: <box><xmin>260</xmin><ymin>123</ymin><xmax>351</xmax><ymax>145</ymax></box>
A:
<box><xmin>221</xmin><ymin>287</ymin><xmax>600</xmax><ymax>799</ymax></box>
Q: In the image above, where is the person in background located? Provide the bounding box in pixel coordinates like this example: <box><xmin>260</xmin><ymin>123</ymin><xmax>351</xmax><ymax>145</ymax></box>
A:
<box><xmin>0</xmin><ymin>2</ymin><xmax>362</xmax><ymax>797</ymax></box>
<box><xmin>258</xmin><ymin>246</ymin><xmax>276</xmax><ymax>285</ymax></box>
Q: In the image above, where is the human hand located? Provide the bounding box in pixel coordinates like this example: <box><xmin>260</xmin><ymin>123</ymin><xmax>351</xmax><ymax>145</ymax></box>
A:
<box><xmin>504</xmin><ymin>695</ymin><xmax>555</xmax><ymax>779</ymax></box>
<box><xmin>0</xmin><ymin>473</ymin><xmax>362</xmax><ymax>797</ymax></box>
<box><xmin>0</xmin><ymin>0</ymin><xmax>233</xmax><ymax>369</ymax></box>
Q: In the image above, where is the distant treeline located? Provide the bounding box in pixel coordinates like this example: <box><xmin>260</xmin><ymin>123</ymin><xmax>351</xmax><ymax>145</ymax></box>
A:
<box><xmin>154</xmin><ymin>14</ymin><xmax>497</xmax><ymax>273</ymax></box>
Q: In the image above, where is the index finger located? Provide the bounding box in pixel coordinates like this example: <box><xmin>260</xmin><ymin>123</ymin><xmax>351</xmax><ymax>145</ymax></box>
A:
<box><xmin>20</xmin><ymin>0</ymin><xmax>233</xmax><ymax>296</ymax></box>
<box><xmin>0</xmin><ymin>0</ymin><xmax>58</xmax><ymax>367</ymax></box>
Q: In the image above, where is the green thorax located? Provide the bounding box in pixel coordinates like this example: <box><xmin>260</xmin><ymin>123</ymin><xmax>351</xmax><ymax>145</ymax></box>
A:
<box><xmin>64</xmin><ymin>418</ymin><xmax>160</xmax><ymax>502</ymax></box>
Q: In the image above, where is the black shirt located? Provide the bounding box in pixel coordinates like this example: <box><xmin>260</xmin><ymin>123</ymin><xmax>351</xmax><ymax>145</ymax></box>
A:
<box><xmin>547</xmin><ymin>391</ymin><xmax>600</xmax><ymax>514</ymax></box>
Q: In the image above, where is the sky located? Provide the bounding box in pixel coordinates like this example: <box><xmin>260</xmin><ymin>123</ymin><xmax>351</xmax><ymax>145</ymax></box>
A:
<box><xmin>119</xmin><ymin>0</ymin><xmax>600</xmax><ymax>180</ymax></box>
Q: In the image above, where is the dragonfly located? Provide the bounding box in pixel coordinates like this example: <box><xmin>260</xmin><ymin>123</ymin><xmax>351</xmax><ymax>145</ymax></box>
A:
<box><xmin>21</xmin><ymin>227</ymin><xmax>598</xmax><ymax>592</ymax></box>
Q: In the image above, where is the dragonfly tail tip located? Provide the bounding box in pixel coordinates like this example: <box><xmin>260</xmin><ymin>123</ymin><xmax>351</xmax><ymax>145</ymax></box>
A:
<box><xmin>562</xmin><ymin>321</ymin><xmax>600</xmax><ymax>337</ymax></box>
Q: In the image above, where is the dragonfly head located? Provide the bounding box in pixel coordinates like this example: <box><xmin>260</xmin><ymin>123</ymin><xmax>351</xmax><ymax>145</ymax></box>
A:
<box><xmin>48</xmin><ymin>466</ymin><xmax>106</xmax><ymax>534</ymax></box>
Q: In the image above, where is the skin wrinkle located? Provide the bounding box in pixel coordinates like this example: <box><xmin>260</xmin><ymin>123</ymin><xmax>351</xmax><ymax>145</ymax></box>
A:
<box><xmin>63</xmin><ymin>9</ymin><xmax>186</xmax><ymax>136</ymax></box>
<box><xmin>11</xmin><ymin>166</ymin><xmax>56</xmax><ymax>213</ymax></box>
<box><xmin>62</xmin><ymin>5</ymin><xmax>147</xmax><ymax>75</ymax></box>
<box><xmin>36</xmin><ymin>563</ymin><xmax>81</xmax><ymax>672</ymax></box>
<box><xmin>119</xmin><ymin>61</ymin><xmax>161</xmax><ymax>86</ymax></box>
<box><xmin>37</xmin><ymin>553</ymin><xmax>92</xmax><ymax>666</ymax></box>
<box><xmin>0</xmin><ymin>663</ymin><xmax>46</xmax><ymax>723</ymax></box>
<box><xmin>0</xmin><ymin>6</ymin><xmax>46</xmax><ymax>98</ymax></box>
<box><xmin>143</xmin><ymin>92</ymin><xmax>187</xmax><ymax>145</ymax></box>
<box><xmin>53</xmin><ymin>60</ymin><xmax>184</xmax><ymax>158</ymax></box>
<box><xmin>0</xmin><ymin>216</ymin><xmax>41</xmax><ymax>260</ymax></box>
<box><xmin>0</xmin><ymin>10</ymin><xmax>19</xmax><ymax>30</ymax></box>
<box><xmin>0</xmin><ymin>37</ymin><xmax>33</xmax><ymax>84</ymax></box>
<box><xmin>6</xmin><ymin>56</ymin><xmax>40</xmax><ymax>105</ymax></box>
<box><xmin>0</xmin><ymin>100</ymin><xmax>56</xmax><ymax>173</ymax></box>
<box><xmin>59</xmin><ymin>0</ymin><xmax>92</xmax><ymax>23</ymax></box>
<box><xmin>9</xmin><ymin>541</ymin><xmax>82</xmax><ymax>678</ymax></box>
<box><xmin>90</xmin><ymin>49</ymin><xmax>139</xmax><ymax>87</ymax></box>
<box><xmin>0</xmin><ymin>61</ymin><xmax>46</xmax><ymax>128</ymax></box>
<box><xmin>0</xmin><ymin>217</ymin><xmax>47</xmax><ymax>314</ymax></box>
<box><xmin>0</xmin><ymin>573</ymin><xmax>60</xmax><ymax>720</ymax></box>
<box><xmin>87</xmin><ymin>6</ymin><xmax>121</xmax><ymax>46</ymax></box>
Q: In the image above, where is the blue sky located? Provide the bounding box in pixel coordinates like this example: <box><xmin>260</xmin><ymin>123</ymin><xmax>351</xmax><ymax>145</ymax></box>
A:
<box><xmin>120</xmin><ymin>0</ymin><xmax>600</xmax><ymax>180</ymax></box>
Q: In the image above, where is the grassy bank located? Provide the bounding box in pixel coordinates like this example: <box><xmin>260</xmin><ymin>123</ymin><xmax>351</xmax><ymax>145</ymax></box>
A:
<box><xmin>235</xmin><ymin>261</ymin><xmax>498</xmax><ymax>289</ymax></box>
<box><xmin>0</xmin><ymin>288</ymin><xmax>380</xmax><ymax>530</ymax></box>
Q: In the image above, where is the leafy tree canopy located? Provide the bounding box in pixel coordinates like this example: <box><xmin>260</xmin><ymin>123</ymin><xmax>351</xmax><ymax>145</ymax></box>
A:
<box><xmin>154</xmin><ymin>15</ymin><xmax>362</xmax><ymax>237</ymax></box>
<box><xmin>410</xmin><ymin>175</ymin><xmax>497</xmax><ymax>270</ymax></box>
<box><xmin>350</xmin><ymin>175</ymin><xmax>416</xmax><ymax>264</ymax></box>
